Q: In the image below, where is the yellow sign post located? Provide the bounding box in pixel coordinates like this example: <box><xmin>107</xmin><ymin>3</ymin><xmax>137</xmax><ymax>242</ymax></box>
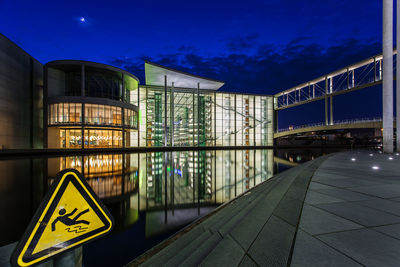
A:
<box><xmin>11</xmin><ymin>169</ymin><xmax>114</xmax><ymax>267</ymax></box>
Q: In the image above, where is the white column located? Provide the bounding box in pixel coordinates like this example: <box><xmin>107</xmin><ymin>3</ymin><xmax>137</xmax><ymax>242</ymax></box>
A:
<box><xmin>383</xmin><ymin>0</ymin><xmax>394</xmax><ymax>153</ymax></box>
<box><xmin>397</xmin><ymin>0</ymin><xmax>400</xmax><ymax>151</ymax></box>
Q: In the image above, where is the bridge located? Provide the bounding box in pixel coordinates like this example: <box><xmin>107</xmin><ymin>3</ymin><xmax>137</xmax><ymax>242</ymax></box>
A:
<box><xmin>273</xmin><ymin>50</ymin><xmax>397</xmax><ymax>137</ymax></box>
<box><xmin>274</xmin><ymin>118</ymin><xmax>383</xmax><ymax>138</ymax></box>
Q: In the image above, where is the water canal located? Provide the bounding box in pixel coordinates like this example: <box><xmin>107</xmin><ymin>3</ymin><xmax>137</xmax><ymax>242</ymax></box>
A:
<box><xmin>0</xmin><ymin>148</ymin><xmax>347</xmax><ymax>266</ymax></box>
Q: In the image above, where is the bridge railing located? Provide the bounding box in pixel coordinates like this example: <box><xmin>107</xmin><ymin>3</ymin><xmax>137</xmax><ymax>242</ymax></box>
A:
<box><xmin>276</xmin><ymin>117</ymin><xmax>382</xmax><ymax>133</ymax></box>
<box><xmin>274</xmin><ymin>51</ymin><xmax>398</xmax><ymax>110</ymax></box>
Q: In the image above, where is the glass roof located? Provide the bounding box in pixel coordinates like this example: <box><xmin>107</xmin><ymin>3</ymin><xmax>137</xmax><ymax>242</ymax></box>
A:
<box><xmin>145</xmin><ymin>61</ymin><xmax>224</xmax><ymax>90</ymax></box>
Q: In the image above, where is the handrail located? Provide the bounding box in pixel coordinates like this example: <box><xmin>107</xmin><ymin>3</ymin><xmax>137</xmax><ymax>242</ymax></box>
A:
<box><xmin>277</xmin><ymin>117</ymin><xmax>383</xmax><ymax>133</ymax></box>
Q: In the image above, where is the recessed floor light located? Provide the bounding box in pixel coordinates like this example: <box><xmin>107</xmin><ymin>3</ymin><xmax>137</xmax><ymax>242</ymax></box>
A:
<box><xmin>369</xmin><ymin>154</ymin><xmax>373</xmax><ymax>156</ymax></box>
<box><xmin>389</xmin><ymin>157</ymin><xmax>393</xmax><ymax>160</ymax></box>
<box><xmin>372</xmin><ymin>166</ymin><xmax>380</xmax><ymax>170</ymax></box>
<box><xmin>351</xmin><ymin>158</ymin><xmax>356</xmax><ymax>161</ymax></box>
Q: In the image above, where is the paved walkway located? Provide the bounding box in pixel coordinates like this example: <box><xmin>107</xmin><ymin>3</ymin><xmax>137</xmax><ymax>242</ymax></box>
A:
<box><xmin>129</xmin><ymin>151</ymin><xmax>400</xmax><ymax>266</ymax></box>
<box><xmin>292</xmin><ymin>151</ymin><xmax>400</xmax><ymax>266</ymax></box>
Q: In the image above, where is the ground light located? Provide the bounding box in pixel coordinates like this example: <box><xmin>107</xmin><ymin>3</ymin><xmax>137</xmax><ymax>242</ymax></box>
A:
<box><xmin>372</xmin><ymin>166</ymin><xmax>380</xmax><ymax>170</ymax></box>
<box><xmin>351</xmin><ymin>158</ymin><xmax>356</xmax><ymax>161</ymax></box>
<box><xmin>388</xmin><ymin>157</ymin><xmax>393</xmax><ymax>160</ymax></box>
<box><xmin>369</xmin><ymin>154</ymin><xmax>374</xmax><ymax>156</ymax></box>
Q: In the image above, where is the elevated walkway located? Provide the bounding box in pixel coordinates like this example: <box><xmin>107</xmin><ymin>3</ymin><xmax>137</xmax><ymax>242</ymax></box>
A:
<box><xmin>129</xmin><ymin>151</ymin><xmax>400</xmax><ymax>266</ymax></box>
<box><xmin>274</xmin><ymin>119</ymin><xmax>383</xmax><ymax>139</ymax></box>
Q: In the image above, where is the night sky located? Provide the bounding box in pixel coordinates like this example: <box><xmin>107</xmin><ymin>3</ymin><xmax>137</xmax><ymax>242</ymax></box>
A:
<box><xmin>0</xmin><ymin>0</ymin><xmax>385</xmax><ymax>128</ymax></box>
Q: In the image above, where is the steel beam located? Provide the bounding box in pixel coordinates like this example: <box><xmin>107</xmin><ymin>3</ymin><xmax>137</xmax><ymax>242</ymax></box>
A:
<box><xmin>383</xmin><ymin>0</ymin><xmax>394</xmax><ymax>152</ymax></box>
<box><xmin>325</xmin><ymin>77</ymin><xmax>328</xmax><ymax>126</ymax></box>
<box><xmin>397</xmin><ymin>0</ymin><xmax>400</xmax><ymax>151</ymax></box>
<box><xmin>330</xmin><ymin>95</ymin><xmax>333</xmax><ymax>125</ymax></box>
<box><xmin>164</xmin><ymin>75</ymin><xmax>168</xmax><ymax>147</ymax></box>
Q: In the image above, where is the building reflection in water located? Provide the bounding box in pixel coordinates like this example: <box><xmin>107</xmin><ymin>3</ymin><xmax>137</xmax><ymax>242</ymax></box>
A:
<box><xmin>0</xmin><ymin>149</ymin><xmax>273</xmax><ymax>248</ymax></box>
<box><xmin>48</xmin><ymin>154</ymin><xmax>139</xmax><ymax>201</ymax></box>
<box><xmin>47</xmin><ymin>149</ymin><xmax>273</xmax><ymax>233</ymax></box>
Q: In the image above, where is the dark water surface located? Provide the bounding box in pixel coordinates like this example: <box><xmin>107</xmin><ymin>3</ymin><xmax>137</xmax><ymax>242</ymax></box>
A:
<box><xmin>0</xmin><ymin>148</ymin><xmax>346</xmax><ymax>266</ymax></box>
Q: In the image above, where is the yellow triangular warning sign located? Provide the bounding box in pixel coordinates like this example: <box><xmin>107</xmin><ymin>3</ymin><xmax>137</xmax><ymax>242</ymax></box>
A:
<box><xmin>11</xmin><ymin>169</ymin><xmax>114</xmax><ymax>267</ymax></box>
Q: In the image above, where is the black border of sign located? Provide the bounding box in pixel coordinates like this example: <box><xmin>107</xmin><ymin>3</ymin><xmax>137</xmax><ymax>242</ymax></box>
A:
<box><xmin>10</xmin><ymin>168</ymin><xmax>114</xmax><ymax>267</ymax></box>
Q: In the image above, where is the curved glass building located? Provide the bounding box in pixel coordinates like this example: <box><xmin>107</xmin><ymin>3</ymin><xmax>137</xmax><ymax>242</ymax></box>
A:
<box><xmin>43</xmin><ymin>60</ymin><xmax>273</xmax><ymax>149</ymax></box>
<box><xmin>44</xmin><ymin>60</ymin><xmax>139</xmax><ymax>148</ymax></box>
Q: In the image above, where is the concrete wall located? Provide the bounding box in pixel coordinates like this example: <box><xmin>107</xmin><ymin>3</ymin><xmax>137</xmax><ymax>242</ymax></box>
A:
<box><xmin>0</xmin><ymin>34</ymin><xmax>43</xmax><ymax>149</ymax></box>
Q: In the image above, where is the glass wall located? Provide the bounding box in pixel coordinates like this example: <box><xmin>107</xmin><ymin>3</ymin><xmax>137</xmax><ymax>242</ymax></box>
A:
<box><xmin>64</xmin><ymin>67</ymin><xmax>82</xmax><ymax>96</ymax></box>
<box><xmin>48</xmin><ymin>103</ymin><xmax>82</xmax><ymax>124</ymax></box>
<box><xmin>141</xmin><ymin>86</ymin><xmax>273</xmax><ymax>148</ymax></box>
<box><xmin>49</xmin><ymin>103</ymin><xmax>138</xmax><ymax>129</ymax></box>
<box><xmin>84</xmin><ymin>129</ymin><xmax>123</xmax><ymax>148</ymax></box>
<box><xmin>59</xmin><ymin>128</ymin><xmax>82</xmax><ymax>148</ymax></box>
<box><xmin>85</xmin><ymin>104</ymin><xmax>122</xmax><ymax>126</ymax></box>
<box><xmin>56</xmin><ymin>128</ymin><xmax>123</xmax><ymax>148</ymax></box>
<box><xmin>85</xmin><ymin>67</ymin><xmax>123</xmax><ymax>101</ymax></box>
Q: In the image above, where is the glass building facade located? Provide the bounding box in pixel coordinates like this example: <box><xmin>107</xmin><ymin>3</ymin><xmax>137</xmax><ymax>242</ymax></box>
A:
<box><xmin>138</xmin><ymin>86</ymin><xmax>273</xmax><ymax>147</ymax></box>
<box><xmin>45</xmin><ymin>60</ymin><xmax>140</xmax><ymax>149</ymax></box>
<box><xmin>45</xmin><ymin>60</ymin><xmax>273</xmax><ymax>149</ymax></box>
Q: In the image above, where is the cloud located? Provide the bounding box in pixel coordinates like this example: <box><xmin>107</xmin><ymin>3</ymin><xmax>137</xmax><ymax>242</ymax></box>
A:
<box><xmin>109</xmin><ymin>37</ymin><xmax>381</xmax><ymax>95</ymax></box>
<box><xmin>226</xmin><ymin>34</ymin><xmax>259</xmax><ymax>51</ymax></box>
<box><xmin>109</xmin><ymin>36</ymin><xmax>381</xmax><ymax>128</ymax></box>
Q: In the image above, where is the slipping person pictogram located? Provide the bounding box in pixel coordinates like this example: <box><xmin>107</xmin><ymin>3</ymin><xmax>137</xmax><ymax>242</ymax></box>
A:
<box><xmin>51</xmin><ymin>208</ymin><xmax>90</xmax><ymax>232</ymax></box>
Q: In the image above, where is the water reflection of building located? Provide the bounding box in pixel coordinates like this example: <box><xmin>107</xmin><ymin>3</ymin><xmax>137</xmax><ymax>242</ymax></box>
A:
<box><xmin>47</xmin><ymin>154</ymin><xmax>139</xmax><ymax>202</ymax></box>
<box><xmin>46</xmin><ymin>149</ymin><xmax>273</xmax><ymax>218</ymax></box>
<box><xmin>140</xmin><ymin>149</ymin><xmax>274</xmax><ymax>209</ymax></box>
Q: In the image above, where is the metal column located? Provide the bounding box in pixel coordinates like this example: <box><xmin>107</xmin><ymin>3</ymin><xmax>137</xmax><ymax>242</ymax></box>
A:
<box><xmin>383</xmin><ymin>0</ymin><xmax>394</xmax><ymax>152</ymax></box>
<box><xmin>397</xmin><ymin>0</ymin><xmax>400</xmax><ymax>151</ymax></box>
<box><xmin>81</xmin><ymin>64</ymin><xmax>85</xmax><ymax>149</ymax></box>
<box><xmin>170</xmin><ymin>82</ymin><xmax>174</xmax><ymax>146</ymax></box>
<box><xmin>197</xmin><ymin>82</ymin><xmax>200</xmax><ymax>146</ymax></box>
<box><xmin>164</xmin><ymin>75</ymin><xmax>168</xmax><ymax>147</ymax></box>
<box><xmin>330</xmin><ymin>96</ymin><xmax>333</xmax><ymax>125</ymax></box>
<box><xmin>122</xmin><ymin>73</ymin><xmax>125</xmax><ymax>147</ymax></box>
<box><xmin>325</xmin><ymin>77</ymin><xmax>328</xmax><ymax>126</ymax></box>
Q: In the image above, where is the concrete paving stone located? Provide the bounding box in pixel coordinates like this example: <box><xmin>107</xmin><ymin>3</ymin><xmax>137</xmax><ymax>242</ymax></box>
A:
<box><xmin>308</xmin><ymin>182</ymin><xmax>335</xmax><ymax>190</ymax></box>
<box><xmin>200</xmin><ymin>235</ymin><xmax>245</xmax><ymax>267</ymax></box>
<box><xmin>354</xmin><ymin>199</ymin><xmax>400</xmax><ymax>217</ymax></box>
<box><xmin>317</xmin><ymin>228</ymin><xmax>400</xmax><ymax>266</ymax></box>
<box><xmin>316</xmin><ymin>202</ymin><xmax>400</xmax><ymax>227</ymax></box>
<box><xmin>229</xmin><ymin>186</ymin><xmax>287</xmax><ymax>250</ymax></box>
<box><xmin>178</xmin><ymin>232</ymin><xmax>222</xmax><ymax>267</ymax></box>
<box><xmin>389</xmin><ymin>197</ymin><xmax>400</xmax><ymax>202</ymax></box>
<box><xmin>372</xmin><ymin>223</ymin><xmax>400</xmax><ymax>240</ymax></box>
<box><xmin>163</xmin><ymin>229</ymin><xmax>213</xmax><ymax>267</ymax></box>
<box><xmin>285</xmin><ymin>173</ymin><xmax>313</xmax><ymax>201</ymax></box>
<box><xmin>290</xmin><ymin>230</ymin><xmax>362</xmax><ymax>267</ymax></box>
<box><xmin>304</xmin><ymin>190</ymin><xmax>344</xmax><ymax>205</ymax></box>
<box><xmin>238</xmin><ymin>255</ymin><xmax>258</xmax><ymax>267</ymax></box>
<box><xmin>248</xmin><ymin>215</ymin><xmax>295</xmax><ymax>266</ymax></box>
<box><xmin>313</xmin><ymin>188</ymin><xmax>377</xmax><ymax>201</ymax></box>
<box><xmin>312</xmin><ymin>173</ymin><xmax>353</xmax><ymax>181</ymax></box>
<box><xmin>316</xmin><ymin>179</ymin><xmax>382</xmax><ymax>188</ymax></box>
<box><xmin>140</xmin><ymin>226</ymin><xmax>206</xmax><ymax>267</ymax></box>
<box><xmin>299</xmin><ymin>204</ymin><xmax>363</xmax><ymax>235</ymax></box>
<box><xmin>273</xmin><ymin>196</ymin><xmax>303</xmax><ymax>227</ymax></box>
<box><xmin>350</xmin><ymin>184</ymin><xmax>400</xmax><ymax>199</ymax></box>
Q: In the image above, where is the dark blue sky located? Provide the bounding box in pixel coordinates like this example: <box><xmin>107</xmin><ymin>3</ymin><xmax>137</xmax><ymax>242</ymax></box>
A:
<box><xmin>0</xmin><ymin>0</ymin><xmax>385</xmax><ymax>127</ymax></box>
